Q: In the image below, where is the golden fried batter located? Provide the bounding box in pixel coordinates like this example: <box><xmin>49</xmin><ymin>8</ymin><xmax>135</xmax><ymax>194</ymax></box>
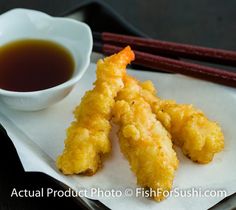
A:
<box><xmin>139</xmin><ymin>80</ymin><xmax>224</xmax><ymax>163</ymax></box>
<box><xmin>113</xmin><ymin>76</ymin><xmax>178</xmax><ymax>201</ymax></box>
<box><xmin>56</xmin><ymin>46</ymin><xmax>134</xmax><ymax>175</ymax></box>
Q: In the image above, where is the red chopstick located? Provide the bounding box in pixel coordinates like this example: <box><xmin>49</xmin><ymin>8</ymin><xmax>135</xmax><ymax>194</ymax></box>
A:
<box><xmin>95</xmin><ymin>44</ymin><xmax>236</xmax><ymax>87</ymax></box>
<box><xmin>93</xmin><ymin>42</ymin><xmax>236</xmax><ymax>87</ymax></box>
<box><xmin>93</xmin><ymin>32</ymin><xmax>236</xmax><ymax>66</ymax></box>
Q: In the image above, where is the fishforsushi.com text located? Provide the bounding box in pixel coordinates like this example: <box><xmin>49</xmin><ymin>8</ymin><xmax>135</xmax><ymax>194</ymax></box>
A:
<box><xmin>10</xmin><ymin>187</ymin><xmax>227</xmax><ymax>199</ymax></box>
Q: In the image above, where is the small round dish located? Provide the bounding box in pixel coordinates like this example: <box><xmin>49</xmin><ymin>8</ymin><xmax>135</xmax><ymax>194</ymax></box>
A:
<box><xmin>0</xmin><ymin>8</ymin><xmax>92</xmax><ymax>111</ymax></box>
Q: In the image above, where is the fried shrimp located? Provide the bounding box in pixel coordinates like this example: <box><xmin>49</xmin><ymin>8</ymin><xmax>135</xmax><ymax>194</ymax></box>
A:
<box><xmin>56</xmin><ymin>46</ymin><xmax>134</xmax><ymax>175</ymax></box>
<box><xmin>139</xmin><ymin>80</ymin><xmax>224</xmax><ymax>164</ymax></box>
<box><xmin>112</xmin><ymin>76</ymin><xmax>178</xmax><ymax>201</ymax></box>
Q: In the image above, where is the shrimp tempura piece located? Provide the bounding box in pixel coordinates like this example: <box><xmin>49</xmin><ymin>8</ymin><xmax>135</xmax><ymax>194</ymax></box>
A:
<box><xmin>56</xmin><ymin>46</ymin><xmax>134</xmax><ymax>175</ymax></box>
<box><xmin>112</xmin><ymin>76</ymin><xmax>178</xmax><ymax>201</ymax></box>
<box><xmin>139</xmin><ymin>80</ymin><xmax>224</xmax><ymax>164</ymax></box>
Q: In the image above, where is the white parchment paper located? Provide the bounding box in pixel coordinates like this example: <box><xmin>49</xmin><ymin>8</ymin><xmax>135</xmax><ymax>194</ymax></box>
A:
<box><xmin>1</xmin><ymin>63</ymin><xmax>236</xmax><ymax>210</ymax></box>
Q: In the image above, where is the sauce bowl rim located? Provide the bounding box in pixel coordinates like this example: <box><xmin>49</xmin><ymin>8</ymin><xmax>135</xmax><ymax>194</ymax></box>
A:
<box><xmin>0</xmin><ymin>8</ymin><xmax>93</xmax><ymax>96</ymax></box>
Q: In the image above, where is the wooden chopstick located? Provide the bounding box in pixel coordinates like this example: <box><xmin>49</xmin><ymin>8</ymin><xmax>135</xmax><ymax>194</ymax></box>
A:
<box><xmin>93</xmin><ymin>42</ymin><xmax>236</xmax><ymax>87</ymax></box>
<box><xmin>93</xmin><ymin>32</ymin><xmax>236</xmax><ymax>66</ymax></box>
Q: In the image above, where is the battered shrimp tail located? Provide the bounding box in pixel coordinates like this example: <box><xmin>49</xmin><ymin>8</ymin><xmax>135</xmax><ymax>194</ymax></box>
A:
<box><xmin>56</xmin><ymin>46</ymin><xmax>134</xmax><ymax>175</ymax></box>
<box><xmin>139</xmin><ymin>80</ymin><xmax>224</xmax><ymax>164</ymax></box>
<box><xmin>113</xmin><ymin>77</ymin><xmax>178</xmax><ymax>201</ymax></box>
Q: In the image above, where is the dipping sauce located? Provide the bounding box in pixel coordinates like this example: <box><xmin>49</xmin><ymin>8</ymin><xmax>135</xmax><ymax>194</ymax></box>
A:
<box><xmin>0</xmin><ymin>39</ymin><xmax>74</xmax><ymax>92</ymax></box>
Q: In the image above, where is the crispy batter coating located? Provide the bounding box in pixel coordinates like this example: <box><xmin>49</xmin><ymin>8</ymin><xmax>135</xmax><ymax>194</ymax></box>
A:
<box><xmin>139</xmin><ymin>80</ymin><xmax>224</xmax><ymax>163</ymax></box>
<box><xmin>56</xmin><ymin>46</ymin><xmax>134</xmax><ymax>175</ymax></box>
<box><xmin>113</xmin><ymin>76</ymin><xmax>178</xmax><ymax>201</ymax></box>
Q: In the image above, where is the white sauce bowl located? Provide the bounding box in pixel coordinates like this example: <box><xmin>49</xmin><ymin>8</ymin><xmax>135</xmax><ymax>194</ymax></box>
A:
<box><xmin>0</xmin><ymin>8</ymin><xmax>92</xmax><ymax>111</ymax></box>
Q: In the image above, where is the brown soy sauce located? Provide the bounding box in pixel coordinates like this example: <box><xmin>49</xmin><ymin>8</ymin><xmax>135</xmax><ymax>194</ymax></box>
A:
<box><xmin>0</xmin><ymin>39</ymin><xmax>74</xmax><ymax>92</ymax></box>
